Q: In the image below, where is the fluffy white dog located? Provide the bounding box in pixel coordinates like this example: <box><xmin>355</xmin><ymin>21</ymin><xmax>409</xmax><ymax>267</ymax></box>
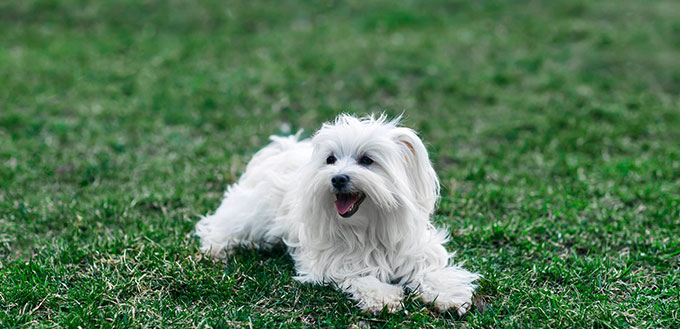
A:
<box><xmin>196</xmin><ymin>114</ymin><xmax>479</xmax><ymax>315</ymax></box>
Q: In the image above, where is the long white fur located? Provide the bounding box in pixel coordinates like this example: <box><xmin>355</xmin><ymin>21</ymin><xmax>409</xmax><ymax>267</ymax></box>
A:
<box><xmin>195</xmin><ymin>114</ymin><xmax>480</xmax><ymax>315</ymax></box>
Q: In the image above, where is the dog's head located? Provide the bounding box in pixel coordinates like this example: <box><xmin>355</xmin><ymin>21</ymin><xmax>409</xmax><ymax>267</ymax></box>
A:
<box><xmin>306</xmin><ymin>114</ymin><xmax>439</xmax><ymax>220</ymax></box>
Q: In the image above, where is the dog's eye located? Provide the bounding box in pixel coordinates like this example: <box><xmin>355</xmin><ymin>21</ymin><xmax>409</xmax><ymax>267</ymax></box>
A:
<box><xmin>326</xmin><ymin>155</ymin><xmax>337</xmax><ymax>165</ymax></box>
<box><xmin>359</xmin><ymin>156</ymin><xmax>373</xmax><ymax>166</ymax></box>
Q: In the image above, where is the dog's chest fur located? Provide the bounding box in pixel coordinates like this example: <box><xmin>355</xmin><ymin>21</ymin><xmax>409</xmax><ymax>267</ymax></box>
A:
<box><xmin>290</xmin><ymin>210</ymin><xmax>426</xmax><ymax>285</ymax></box>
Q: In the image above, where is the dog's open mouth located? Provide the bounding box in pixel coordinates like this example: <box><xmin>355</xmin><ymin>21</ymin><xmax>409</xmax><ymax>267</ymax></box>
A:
<box><xmin>335</xmin><ymin>192</ymin><xmax>366</xmax><ymax>218</ymax></box>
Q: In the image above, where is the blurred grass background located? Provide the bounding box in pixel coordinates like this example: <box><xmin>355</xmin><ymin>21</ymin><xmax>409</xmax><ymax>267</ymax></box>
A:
<box><xmin>1</xmin><ymin>0</ymin><xmax>679</xmax><ymax>327</ymax></box>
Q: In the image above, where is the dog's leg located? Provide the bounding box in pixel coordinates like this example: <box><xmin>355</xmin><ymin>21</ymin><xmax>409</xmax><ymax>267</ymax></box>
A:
<box><xmin>195</xmin><ymin>183</ymin><xmax>280</xmax><ymax>259</ymax></box>
<box><xmin>415</xmin><ymin>267</ymin><xmax>479</xmax><ymax>316</ymax></box>
<box><xmin>339</xmin><ymin>276</ymin><xmax>404</xmax><ymax>313</ymax></box>
<box><xmin>196</xmin><ymin>137</ymin><xmax>311</xmax><ymax>259</ymax></box>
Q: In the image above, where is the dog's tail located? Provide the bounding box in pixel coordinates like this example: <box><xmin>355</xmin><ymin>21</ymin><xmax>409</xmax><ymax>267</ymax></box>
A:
<box><xmin>268</xmin><ymin>129</ymin><xmax>304</xmax><ymax>149</ymax></box>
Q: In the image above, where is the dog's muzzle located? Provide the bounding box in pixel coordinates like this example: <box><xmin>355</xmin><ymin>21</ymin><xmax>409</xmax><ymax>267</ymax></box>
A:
<box><xmin>331</xmin><ymin>174</ymin><xmax>350</xmax><ymax>190</ymax></box>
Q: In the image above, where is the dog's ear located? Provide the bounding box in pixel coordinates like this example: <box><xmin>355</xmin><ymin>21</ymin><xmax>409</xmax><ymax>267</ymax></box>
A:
<box><xmin>392</xmin><ymin>127</ymin><xmax>440</xmax><ymax>214</ymax></box>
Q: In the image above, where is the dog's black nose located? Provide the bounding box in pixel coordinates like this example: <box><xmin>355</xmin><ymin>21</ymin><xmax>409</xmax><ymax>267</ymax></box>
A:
<box><xmin>331</xmin><ymin>174</ymin><xmax>350</xmax><ymax>190</ymax></box>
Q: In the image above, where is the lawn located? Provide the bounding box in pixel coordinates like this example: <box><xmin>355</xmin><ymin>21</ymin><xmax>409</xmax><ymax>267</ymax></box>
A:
<box><xmin>1</xmin><ymin>0</ymin><xmax>679</xmax><ymax>327</ymax></box>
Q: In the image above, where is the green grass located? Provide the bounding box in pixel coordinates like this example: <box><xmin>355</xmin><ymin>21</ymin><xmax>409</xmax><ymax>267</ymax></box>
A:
<box><xmin>1</xmin><ymin>0</ymin><xmax>679</xmax><ymax>327</ymax></box>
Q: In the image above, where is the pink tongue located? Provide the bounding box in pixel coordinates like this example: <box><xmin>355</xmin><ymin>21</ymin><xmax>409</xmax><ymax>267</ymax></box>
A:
<box><xmin>335</xmin><ymin>194</ymin><xmax>358</xmax><ymax>215</ymax></box>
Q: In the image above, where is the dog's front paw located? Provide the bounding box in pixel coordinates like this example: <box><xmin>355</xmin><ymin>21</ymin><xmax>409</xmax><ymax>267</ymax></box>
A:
<box><xmin>418</xmin><ymin>267</ymin><xmax>480</xmax><ymax>316</ymax></box>
<box><xmin>358</xmin><ymin>284</ymin><xmax>404</xmax><ymax>314</ymax></box>
<box><xmin>342</xmin><ymin>277</ymin><xmax>404</xmax><ymax>314</ymax></box>
<box><xmin>420</xmin><ymin>289</ymin><xmax>474</xmax><ymax>316</ymax></box>
<box><xmin>431</xmin><ymin>294</ymin><xmax>473</xmax><ymax>316</ymax></box>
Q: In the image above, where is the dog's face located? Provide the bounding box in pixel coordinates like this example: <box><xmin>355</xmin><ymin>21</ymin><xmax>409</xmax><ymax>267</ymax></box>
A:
<box><xmin>305</xmin><ymin>115</ymin><xmax>440</xmax><ymax>220</ymax></box>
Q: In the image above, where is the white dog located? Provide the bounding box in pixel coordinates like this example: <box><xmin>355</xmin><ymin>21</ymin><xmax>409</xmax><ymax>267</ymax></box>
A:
<box><xmin>196</xmin><ymin>114</ymin><xmax>479</xmax><ymax>315</ymax></box>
